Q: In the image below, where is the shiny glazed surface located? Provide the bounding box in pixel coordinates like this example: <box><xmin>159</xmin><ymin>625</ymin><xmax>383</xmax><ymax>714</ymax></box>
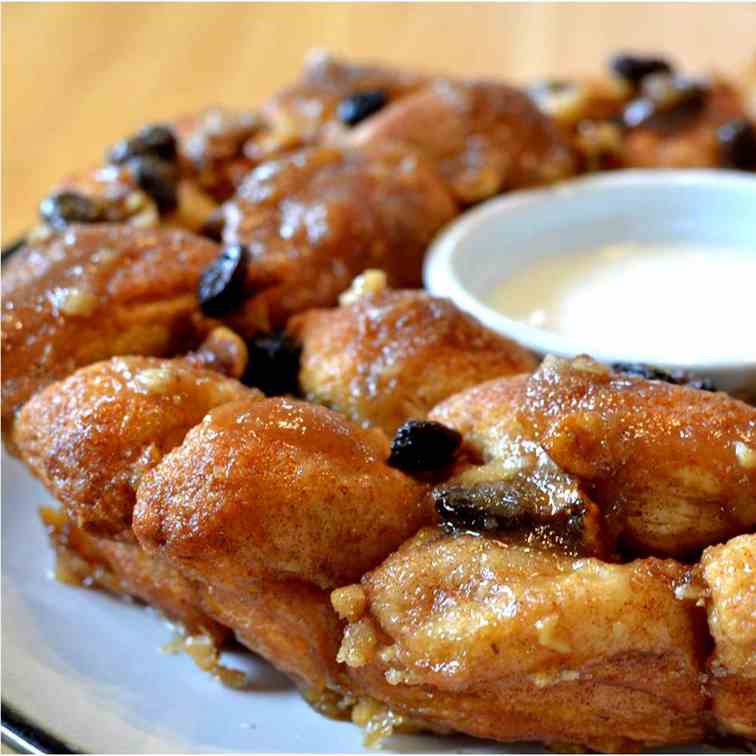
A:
<box><xmin>291</xmin><ymin>288</ymin><xmax>536</xmax><ymax>436</ymax></box>
<box><xmin>335</xmin><ymin>527</ymin><xmax>708</xmax><ymax>751</ymax></box>
<box><xmin>1</xmin><ymin>224</ymin><xmax>221</xmax><ymax>436</ymax></box>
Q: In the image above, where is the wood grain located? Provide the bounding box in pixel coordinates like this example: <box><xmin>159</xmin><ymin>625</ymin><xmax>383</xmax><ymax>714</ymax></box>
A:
<box><xmin>3</xmin><ymin>2</ymin><xmax>755</xmax><ymax>243</ymax></box>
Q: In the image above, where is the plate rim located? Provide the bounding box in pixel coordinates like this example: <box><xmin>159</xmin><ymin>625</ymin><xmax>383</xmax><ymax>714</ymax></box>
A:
<box><xmin>1</xmin><ymin>702</ymin><xmax>77</xmax><ymax>754</ymax></box>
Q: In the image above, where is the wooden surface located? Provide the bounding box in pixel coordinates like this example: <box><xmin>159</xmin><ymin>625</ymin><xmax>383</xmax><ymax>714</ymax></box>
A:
<box><xmin>3</xmin><ymin>2</ymin><xmax>755</xmax><ymax>243</ymax></box>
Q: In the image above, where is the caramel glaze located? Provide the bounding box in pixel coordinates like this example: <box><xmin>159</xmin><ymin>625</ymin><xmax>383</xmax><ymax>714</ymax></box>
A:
<box><xmin>430</xmin><ymin>373</ymin><xmax>608</xmax><ymax>560</ymax></box>
<box><xmin>431</xmin><ymin>357</ymin><xmax>756</xmax><ymax>559</ymax></box>
<box><xmin>289</xmin><ymin>288</ymin><xmax>537</xmax><ymax>437</ymax></box>
<box><xmin>133</xmin><ymin>397</ymin><xmax>435</xmax><ymax>692</ymax></box>
<box><xmin>333</xmin><ymin>526</ymin><xmax>711</xmax><ymax>752</ymax></box>
<box><xmin>220</xmin><ymin>144</ymin><xmax>458</xmax><ymax>335</ymax></box>
<box><xmin>15</xmin><ymin>355</ymin><xmax>258</xmax><ymax>540</ymax></box>
<box><xmin>40</xmin><ymin>506</ymin><xmax>228</xmax><ymax>645</ymax></box>
<box><xmin>1</xmin><ymin>224</ymin><xmax>222</xmax><ymax>445</ymax></box>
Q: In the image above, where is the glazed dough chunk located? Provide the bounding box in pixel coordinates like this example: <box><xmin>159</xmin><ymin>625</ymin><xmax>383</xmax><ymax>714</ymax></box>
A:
<box><xmin>347</xmin><ymin>79</ymin><xmax>577</xmax><ymax>203</ymax></box>
<box><xmin>15</xmin><ymin>356</ymin><xmax>257</xmax><ymax>539</ymax></box>
<box><xmin>221</xmin><ymin>144</ymin><xmax>457</xmax><ymax>332</ymax></box>
<box><xmin>134</xmin><ymin>397</ymin><xmax>431</xmax><ymax>590</ymax></box>
<box><xmin>134</xmin><ymin>397</ymin><xmax>433</xmax><ymax>690</ymax></box>
<box><xmin>253</xmin><ymin>51</ymin><xmax>427</xmax><ymax>158</ymax></box>
<box><xmin>519</xmin><ymin>356</ymin><xmax>756</xmax><ymax>556</ymax></box>
<box><xmin>429</xmin><ymin>373</ymin><xmax>530</xmax><ymax>460</ymax></box>
<box><xmin>187</xmin><ymin>572</ymin><xmax>347</xmax><ymax>695</ymax></box>
<box><xmin>289</xmin><ymin>287</ymin><xmax>536</xmax><ymax>435</ymax></box>
<box><xmin>699</xmin><ymin>534</ymin><xmax>756</xmax><ymax>738</ymax></box>
<box><xmin>333</xmin><ymin>528</ymin><xmax>707</xmax><ymax>751</ymax></box>
<box><xmin>1</xmin><ymin>224</ymin><xmax>222</xmax><ymax>438</ymax></box>
<box><xmin>41</xmin><ymin>508</ymin><xmax>226</xmax><ymax>643</ymax></box>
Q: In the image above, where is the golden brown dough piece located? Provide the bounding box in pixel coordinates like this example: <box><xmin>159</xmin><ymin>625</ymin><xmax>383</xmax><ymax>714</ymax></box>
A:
<box><xmin>347</xmin><ymin>79</ymin><xmax>577</xmax><ymax>203</ymax></box>
<box><xmin>253</xmin><ymin>51</ymin><xmax>428</xmax><ymax>158</ymax></box>
<box><xmin>221</xmin><ymin>144</ymin><xmax>457</xmax><ymax>333</ymax></box>
<box><xmin>333</xmin><ymin>527</ymin><xmax>708</xmax><ymax>751</ymax></box>
<box><xmin>432</xmin><ymin>357</ymin><xmax>756</xmax><ymax>557</ymax></box>
<box><xmin>519</xmin><ymin>356</ymin><xmax>756</xmax><ymax>556</ymax></box>
<box><xmin>1</xmin><ymin>225</ymin><xmax>220</xmax><ymax>442</ymax></box>
<box><xmin>289</xmin><ymin>285</ymin><xmax>537</xmax><ymax>436</ymax></box>
<box><xmin>134</xmin><ymin>397</ymin><xmax>433</xmax><ymax>692</ymax></box>
<box><xmin>698</xmin><ymin>534</ymin><xmax>756</xmax><ymax>739</ymax></box>
<box><xmin>41</xmin><ymin>507</ymin><xmax>226</xmax><ymax>644</ymax></box>
<box><xmin>14</xmin><ymin>355</ymin><xmax>258</xmax><ymax>540</ymax></box>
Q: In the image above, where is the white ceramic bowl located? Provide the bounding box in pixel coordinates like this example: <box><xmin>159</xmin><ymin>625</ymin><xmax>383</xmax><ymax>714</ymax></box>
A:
<box><xmin>424</xmin><ymin>169</ymin><xmax>756</xmax><ymax>397</ymax></box>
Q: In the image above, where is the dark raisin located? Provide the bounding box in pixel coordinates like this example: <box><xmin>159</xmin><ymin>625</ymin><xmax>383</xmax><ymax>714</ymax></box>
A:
<box><xmin>610</xmin><ymin>53</ymin><xmax>673</xmax><ymax>86</ymax></box>
<box><xmin>717</xmin><ymin>119</ymin><xmax>756</xmax><ymax>171</ymax></box>
<box><xmin>623</xmin><ymin>77</ymin><xmax>707</xmax><ymax>132</ymax></box>
<box><xmin>434</xmin><ymin>486</ymin><xmax>499</xmax><ymax>533</ymax></box>
<box><xmin>243</xmin><ymin>331</ymin><xmax>301</xmax><ymax>396</ymax></box>
<box><xmin>433</xmin><ymin>481</ymin><xmax>600</xmax><ymax>556</ymax></box>
<box><xmin>197</xmin><ymin>244</ymin><xmax>248</xmax><ymax>317</ymax></box>
<box><xmin>433</xmin><ymin>477</ymin><xmax>579</xmax><ymax>535</ymax></box>
<box><xmin>39</xmin><ymin>191</ymin><xmax>103</xmax><ymax>229</ymax></box>
<box><xmin>108</xmin><ymin>124</ymin><xmax>178</xmax><ymax>165</ymax></box>
<box><xmin>198</xmin><ymin>209</ymin><xmax>225</xmax><ymax>242</ymax></box>
<box><xmin>612</xmin><ymin>362</ymin><xmax>715</xmax><ymax>391</ymax></box>
<box><xmin>128</xmin><ymin>156</ymin><xmax>178</xmax><ymax>213</ymax></box>
<box><xmin>388</xmin><ymin>420</ymin><xmax>462</xmax><ymax>472</ymax></box>
<box><xmin>338</xmin><ymin>90</ymin><xmax>388</xmax><ymax>127</ymax></box>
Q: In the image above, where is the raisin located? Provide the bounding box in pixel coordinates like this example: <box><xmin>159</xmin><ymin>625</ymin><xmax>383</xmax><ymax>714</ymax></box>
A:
<box><xmin>243</xmin><ymin>331</ymin><xmax>301</xmax><ymax>397</ymax></box>
<box><xmin>610</xmin><ymin>53</ymin><xmax>673</xmax><ymax>86</ymax></box>
<box><xmin>433</xmin><ymin>481</ymin><xmax>600</xmax><ymax>556</ymax></box>
<box><xmin>198</xmin><ymin>209</ymin><xmax>225</xmax><ymax>242</ymax></box>
<box><xmin>108</xmin><ymin>124</ymin><xmax>178</xmax><ymax>165</ymax></box>
<box><xmin>39</xmin><ymin>191</ymin><xmax>103</xmax><ymax>229</ymax></box>
<box><xmin>612</xmin><ymin>362</ymin><xmax>715</xmax><ymax>391</ymax></box>
<box><xmin>717</xmin><ymin>119</ymin><xmax>756</xmax><ymax>171</ymax></box>
<box><xmin>433</xmin><ymin>483</ymin><xmax>517</xmax><ymax>533</ymax></box>
<box><xmin>197</xmin><ymin>244</ymin><xmax>248</xmax><ymax>317</ymax></box>
<box><xmin>388</xmin><ymin>420</ymin><xmax>462</xmax><ymax>472</ymax></box>
<box><xmin>623</xmin><ymin>77</ymin><xmax>707</xmax><ymax>133</ymax></box>
<box><xmin>338</xmin><ymin>90</ymin><xmax>388</xmax><ymax>127</ymax></box>
<box><xmin>128</xmin><ymin>156</ymin><xmax>178</xmax><ymax>213</ymax></box>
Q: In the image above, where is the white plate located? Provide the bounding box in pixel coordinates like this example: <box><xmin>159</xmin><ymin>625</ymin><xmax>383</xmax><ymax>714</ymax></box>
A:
<box><xmin>1</xmin><ymin>450</ymin><xmax>735</xmax><ymax>754</ymax></box>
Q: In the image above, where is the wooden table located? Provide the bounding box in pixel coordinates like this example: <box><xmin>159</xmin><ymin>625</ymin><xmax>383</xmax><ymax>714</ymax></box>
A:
<box><xmin>3</xmin><ymin>2</ymin><xmax>755</xmax><ymax>243</ymax></box>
